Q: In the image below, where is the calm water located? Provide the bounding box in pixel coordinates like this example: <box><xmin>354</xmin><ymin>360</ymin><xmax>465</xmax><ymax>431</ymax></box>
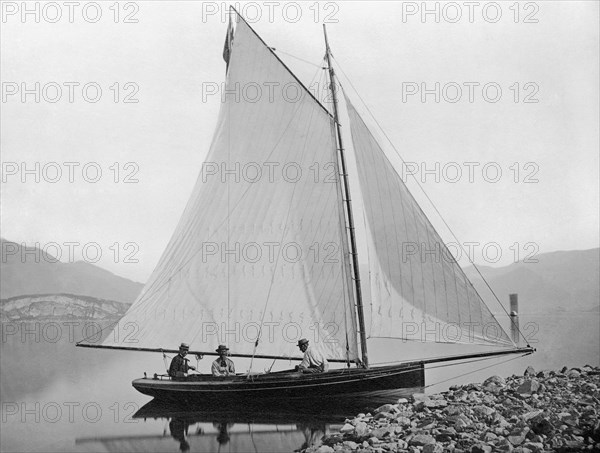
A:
<box><xmin>1</xmin><ymin>313</ymin><xmax>598</xmax><ymax>453</ymax></box>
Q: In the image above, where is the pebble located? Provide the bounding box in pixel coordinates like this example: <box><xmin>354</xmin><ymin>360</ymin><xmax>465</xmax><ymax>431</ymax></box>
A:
<box><xmin>303</xmin><ymin>365</ymin><xmax>600</xmax><ymax>453</ymax></box>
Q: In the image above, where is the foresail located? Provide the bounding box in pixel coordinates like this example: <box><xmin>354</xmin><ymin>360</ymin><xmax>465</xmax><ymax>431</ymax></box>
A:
<box><xmin>98</xmin><ymin>15</ymin><xmax>359</xmax><ymax>363</ymax></box>
<box><xmin>344</xmin><ymin>95</ymin><xmax>513</xmax><ymax>348</ymax></box>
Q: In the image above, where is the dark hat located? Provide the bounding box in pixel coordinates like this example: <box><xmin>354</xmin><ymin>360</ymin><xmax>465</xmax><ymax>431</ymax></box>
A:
<box><xmin>297</xmin><ymin>338</ymin><xmax>309</xmax><ymax>347</ymax></box>
<box><xmin>179</xmin><ymin>342</ymin><xmax>190</xmax><ymax>350</ymax></box>
<box><xmin>215</xmin><ymin>344</ymin><xmax>229</xmax><ymax>353</ymax></box>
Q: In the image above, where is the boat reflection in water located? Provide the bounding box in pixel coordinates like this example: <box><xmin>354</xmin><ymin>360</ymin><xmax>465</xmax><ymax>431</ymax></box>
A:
<box><xmin>76</xmin><ymin>390</ymin><xmax>420</xmax><ymax>453</ymax></box>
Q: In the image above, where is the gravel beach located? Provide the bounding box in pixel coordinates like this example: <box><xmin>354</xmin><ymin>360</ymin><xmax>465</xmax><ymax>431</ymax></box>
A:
<box><xmin>304</xmin><ymin>365</ymin><xmax>600</xmax><ymax>453</ymax></box>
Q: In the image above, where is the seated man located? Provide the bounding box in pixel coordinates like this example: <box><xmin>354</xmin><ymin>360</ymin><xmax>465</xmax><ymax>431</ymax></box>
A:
<box><xmin>169</xmin><ymin>343</ymin><xmax>196</xmax><ymax>378</ymax></box>
<box><xmin>295</xmin><ymin>338</ymin><xmax>329</xmax><ymax>373</ymax></box>
<box><xmin>211</xmin><ymin>344</ymin><xmax>235</xmax><ymax>376</ymax></box>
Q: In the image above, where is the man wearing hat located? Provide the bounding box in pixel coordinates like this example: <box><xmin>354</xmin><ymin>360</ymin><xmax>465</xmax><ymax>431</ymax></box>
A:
<box><xmin>211</xmin><ymin>344</ymin><xmax>236</xmax><ymax>376</ymax></box>
<box><xmin>169</xmin><ymin>343</ymin><xmax>196</xmax><ymax>378</ymax></box>
<box><xmin>295</xmin><ymin>338</ymin><xmax>329</xmax><ymax>373</ymax></box>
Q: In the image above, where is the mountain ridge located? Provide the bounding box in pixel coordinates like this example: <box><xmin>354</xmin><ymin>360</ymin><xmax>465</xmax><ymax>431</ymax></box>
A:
<box><xmin>463</xmin><ymin>248</ymin><xmax>599</xmax><ymax>313</ymax></box>
<box><xmin>1</xmin><ymin>238</ymin><xmax>143</xmax><ymax>303</ymax></box>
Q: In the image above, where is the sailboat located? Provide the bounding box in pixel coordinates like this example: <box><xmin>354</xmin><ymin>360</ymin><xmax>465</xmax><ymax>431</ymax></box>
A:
<box><xmin>77</xmin><ymin>7</ymin><xmax>534</xmax><ymax>400</ymax></box>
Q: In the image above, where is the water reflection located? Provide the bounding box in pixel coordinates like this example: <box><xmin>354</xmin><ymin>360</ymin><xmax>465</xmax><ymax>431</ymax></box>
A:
<box><xmin>77</xmin><ymin>393</ymin><xmax>417</xmax><ymax>453</ymax></box>
<box><xmin>3</xmin><ymin>314</ymin><xmax>597</xmax><ymax>452</ymax></box>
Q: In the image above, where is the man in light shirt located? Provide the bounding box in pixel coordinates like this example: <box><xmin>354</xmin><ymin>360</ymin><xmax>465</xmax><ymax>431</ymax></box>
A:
<box><xmin>211</xmin><ymin>344</ymin><xmax>236</xmax><ymax>376</ymax></box>
<box><xmin>295</xmin><ymin>338</ymin><xmax>329</xmax><ymax>373</ymax></box>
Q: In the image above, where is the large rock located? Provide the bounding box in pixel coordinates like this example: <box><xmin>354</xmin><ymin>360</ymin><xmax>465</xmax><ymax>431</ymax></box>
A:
<box><xmin>409</xmin><ymin>434</ymin><xmax>436</xmax><ymax>446</ymax></box>
<box><xmin>417</xmin><ymin>418</ymin><xmax>437</xmax><ymax>430</ymax></box>
<box><xmin>315</xmin><ymin>446</ymin><xmax>334</xmax><ymax>453</ymax></box>
<box><xmin>530</xmin><ymin>415</ymin><xmax>553</xmax><ymax>436</ymax></box>
<box><xmin>425</xmin><ymin>398</ymin><xmax>448</xmax><ymax>408</ymax></box>
<box><xmin>516</xmin><ymin>380</ymin><xmax>540</xmax><ymax>394</ymax></box>
<box><xmin>507</xmin><ymin>427</ymin><xmax>530</xmax><ymax>445</ymax></box>
<box><xmin>563</xmin><ymin>439</ymin><xmax>586</xmax><ymax>449</ymax></box>
<box><xmin>423</xmin><ymin>443</ymin><xmax>444</xmax><ymax>453</ymax></box>
<box><xmin>524</xmin><ymin>366</ymin><xmax>536</xmax><ymax>377</ymax></box>
<box><xmin>483</xmin><ymin>375</ymin><xmax>506</xmax><ymax>386</ymax></box>
<box><xmin>445</xmin><ymin>405</ymin><xmax>466</xmax><ymax>416</ymax></box>
<box><xmin>322</xmin><ymin>434</ymin><xmax>343</xmax><ymax>446</ymax></box>
<box><xmin>522</xmin><ymin>442</ymin><xmax>544</xmax><ymax>452</ymax></box>
<box><xmin>370</xmin><ymin>427</ymin><xmax>390</xmax><ymax>439</ymax></box>
<box><xmin>374</xmin><ymin>403</ymin><xmax>396</xmax><ymax>414</ymax></box>
<box><xmin>470</xmin><ymin>444</ymin><xmax>492</xmax><ymax>453</ymax></box>
<box><xmin>411</xmin><ymin>392</ymin><xmax>429</xmax><ymax>403</ymax></box>
<box><xmin>367</xmin><ymin>436</ymin><xmax>380</xmax><ymax>446</ymax></box>
<box><xmin>481</xmin><ymin>431</ymin><xmax>497</xmax><ymax>442</ymax></box>
<box><xmin>496</xmin><ymin>438</ymin><xmax>514</xmax><ymax>452</ymax></box>
<box><xmin>374</xmin><ymin>411</ymin><xmax>393</xmax><ymax>420</ymax></box>
<box><xmin>521</xmin><ymin>410</ymin><xmax>543</xmax><ymax>421</ymax></box>
<box><xmin>396</xmin><ymin>439</ymin><xmax>408</xmax><ymax>450</ymax></box>
<box><xmin>473</xmin><ymin>405</ymin><xmax>496</xmax><ymax>419</ymax></box>
<box><xmin>339</xmin><ymin>423</ymin><xmax>354</xmax><ymax>434</ymax></box>
<box><xmin>455</xmin><ymin>418</ymin><xmax>472</xmax><ymax>430</ymax></box>
<box><xmin>354</xmin><ymin>421</ymin><xmax>369</xmax><ymax>438</ymax></box>
<box><xmin>396</xmin><ymin>415</ymin><xmax>412</xmax><ymax>426</ymax></box>
<box><xmin>512</xmin><ymin>448</ymin><xmax>532</xmax><ymax>453</ymax></box>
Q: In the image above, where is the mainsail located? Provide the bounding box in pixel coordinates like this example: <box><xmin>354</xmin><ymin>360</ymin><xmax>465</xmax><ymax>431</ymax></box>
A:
<box><xmin>98</xmin><ymin>15</ymin><xmax>359</xmax><ymax>362</ymax></box>
<box><xmin>344</xmin><ymin>94</ymin><xmax>514</xmax><ymax>348</ymax></box>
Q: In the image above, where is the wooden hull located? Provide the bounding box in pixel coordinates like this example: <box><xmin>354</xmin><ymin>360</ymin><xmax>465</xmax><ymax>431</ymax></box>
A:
<box><xmin>132</xmin><ymin>362</ymin><xmax>424</xmax><ymax>401</ymax></box>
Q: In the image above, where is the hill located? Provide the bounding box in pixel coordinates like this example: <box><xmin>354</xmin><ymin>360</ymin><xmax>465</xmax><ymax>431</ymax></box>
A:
<box><xmin>1</xmin><ymin>238</ymin><xmax>143</xmax><ymax>303</ymax></box>
<box><xmin>463</xmin><ymin>248</ymin><xmax>599</xmax><ymax>314</ymax></box>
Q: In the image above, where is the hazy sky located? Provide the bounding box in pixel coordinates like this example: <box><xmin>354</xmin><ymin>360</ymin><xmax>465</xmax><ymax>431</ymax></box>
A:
<box><xmin>1</xmin><ymin>1</ymin><xmax>598</xmax><ymax>282</ymax></box>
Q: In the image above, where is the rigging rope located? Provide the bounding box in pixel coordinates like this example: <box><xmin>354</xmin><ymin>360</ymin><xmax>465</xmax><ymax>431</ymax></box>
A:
<box><xmin>424</xmin><ymin>353</ymin><xmax>528</xmax><ymax>389</ymax></box>
<box><xmin>273</xmin><ymin>47</ymin><xmax>325</xmax><ymax>69</ymax></box>
<box><xmin>331</xmin><ymin>55</ymin><xmax>531</xmax><ymax>348</ymax></box>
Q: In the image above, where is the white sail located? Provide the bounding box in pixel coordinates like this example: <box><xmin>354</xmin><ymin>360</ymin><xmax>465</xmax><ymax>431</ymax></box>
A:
<box><xmin>344</xmin><ymin>94</ymin><xmax>514</xmax><ymax>348</ymax></box>
<box><xmin>100</xmin><ymin>16</ymin><xmax>359</xmax><ymax>362</ymax></box>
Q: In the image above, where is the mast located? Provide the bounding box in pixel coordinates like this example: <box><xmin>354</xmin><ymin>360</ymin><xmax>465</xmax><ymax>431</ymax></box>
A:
<box><xmin>323</xmin><ymin>25</ymin><xmax>369</xmax><ymax>368</ymax></box>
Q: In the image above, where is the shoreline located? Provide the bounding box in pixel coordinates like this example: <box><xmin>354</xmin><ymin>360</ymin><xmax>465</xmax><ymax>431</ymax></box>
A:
<box><xmin>305</xmin><ymin>365</ymin><xmax>600</xmax><ymax>453</ymax></box>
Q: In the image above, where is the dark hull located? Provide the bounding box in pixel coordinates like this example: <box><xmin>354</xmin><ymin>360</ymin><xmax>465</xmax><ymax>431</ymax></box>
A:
<box><xmin>132</xmin><ymin>362</ymin><xmax>424</xmax><ymax>401</ymax></box>
<box><xmin>133</xmin><ymin>392</ymin><xmax>418</xmax><ymax>425</ymax></box>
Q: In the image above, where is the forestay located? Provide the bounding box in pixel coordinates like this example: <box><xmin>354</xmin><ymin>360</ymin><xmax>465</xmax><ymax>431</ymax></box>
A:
<box><xmin>98</xmin><ymin>16</ymin><xmax>359</xmax><ymax>362</ymax></box>
<box><xmin>344</xmin><ymin>94</ymin><xmax>514</xmax><ymax>348</ymax></box>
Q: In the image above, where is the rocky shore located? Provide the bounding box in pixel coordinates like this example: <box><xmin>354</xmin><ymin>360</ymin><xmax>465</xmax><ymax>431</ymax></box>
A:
<box><xmin>306</xmin><ymin>365</ymin><xmax>600</xmax><ymax>453</ymax></box>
